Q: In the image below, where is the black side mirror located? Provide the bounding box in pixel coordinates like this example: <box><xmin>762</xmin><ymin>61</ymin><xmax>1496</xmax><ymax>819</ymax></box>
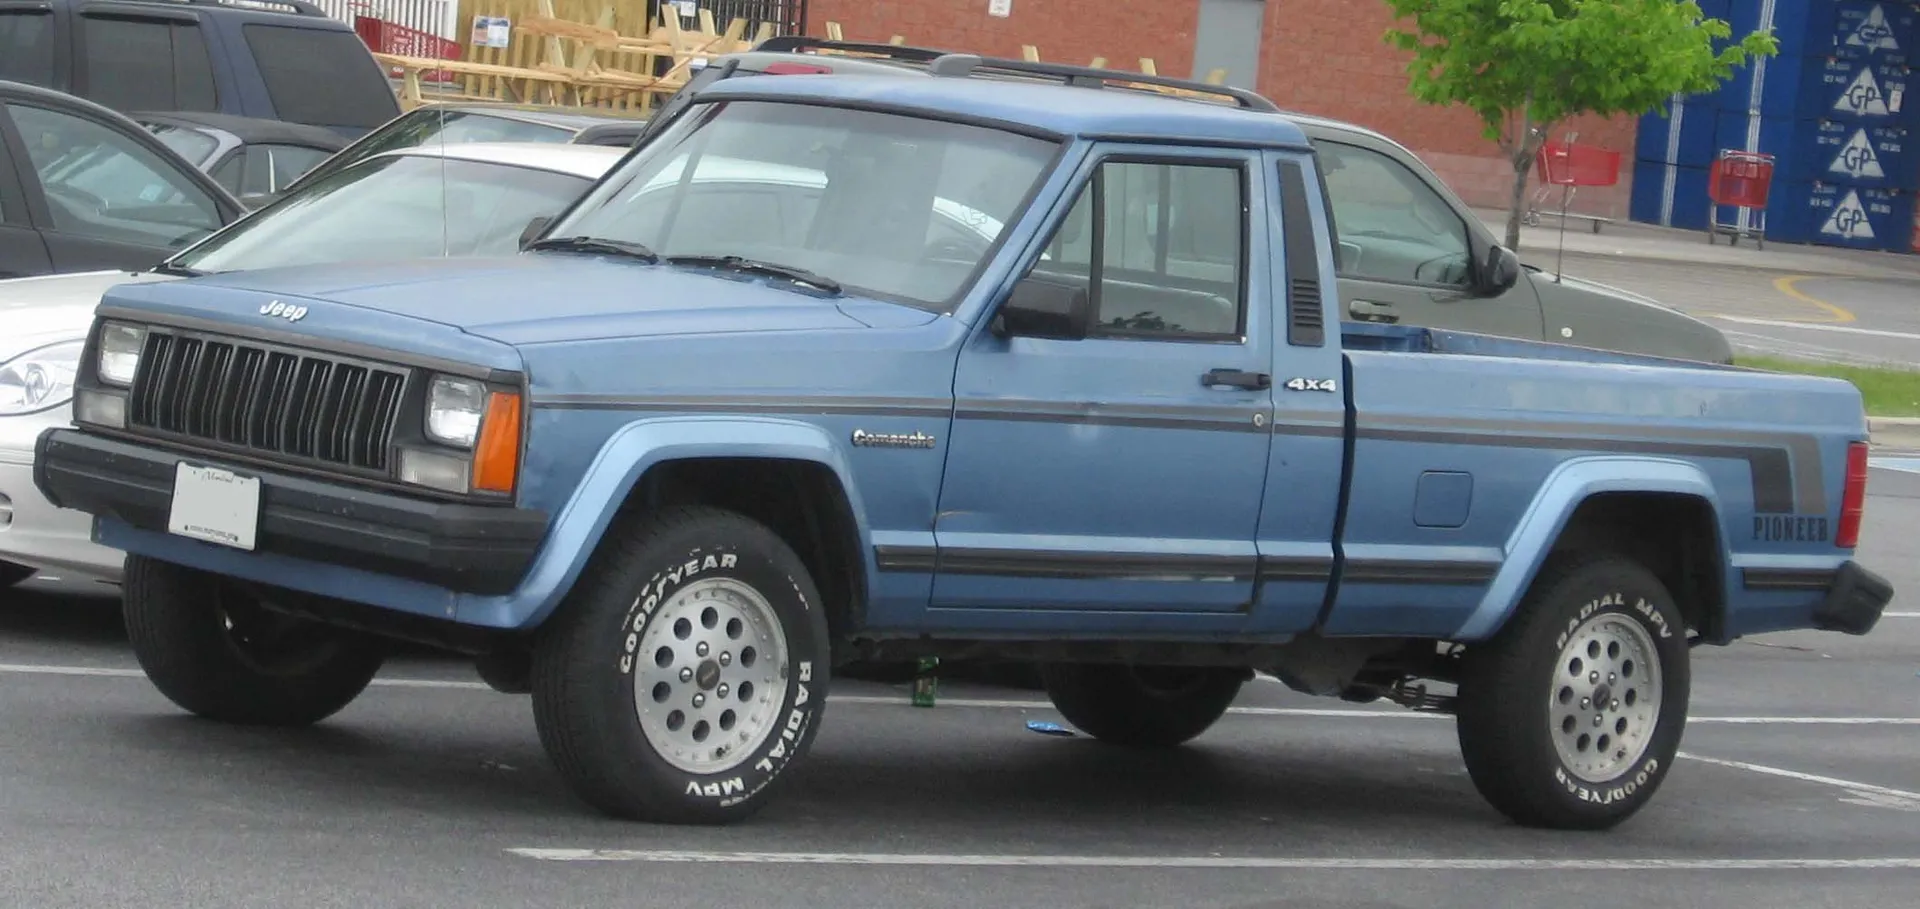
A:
<box><xmin>519</xmin><ymin>215</ymin><xmax>553</xmax><ymax>251</ymax></box>
<box><xmin>1477</xmin><ymin>244</ymin><xmax>1520</xmax><ymax>295</ymax></box>
<box><xmin>994</xmin><ymin>276</ymin><xmax>1093</xmax><ymax>341</ymax></box>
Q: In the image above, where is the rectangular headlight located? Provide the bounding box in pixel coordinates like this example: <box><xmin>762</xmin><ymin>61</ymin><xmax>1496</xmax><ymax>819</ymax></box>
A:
<box><xmin>426</xmin><ymin>375</ymin><xmax>486</xmax><ymax>447</ymax></box>
<box><xmin>96</xmin><ymin>322</ymin><xmax>147</xmax><ymax>387</ymax></box>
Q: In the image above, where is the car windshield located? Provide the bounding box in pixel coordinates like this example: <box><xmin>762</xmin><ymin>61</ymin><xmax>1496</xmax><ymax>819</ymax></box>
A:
<box><xmin>168</xmin><ymin>153</ymin><xmax>593</xmax><ymax>273</ymax></box>
<box><xmin>140</xmin><ymin>122</ymin><xmax>220</xmax><ymax>166</ymax></box>
<box><xmin>285</xmin><ymin>108</ymin><xmax>578</xmax><ymax>194</ymax></box>
<box><xmin>544</xmin><ymin>99</ymin><xmax>1060</xmax><ymax>310</ymax></box>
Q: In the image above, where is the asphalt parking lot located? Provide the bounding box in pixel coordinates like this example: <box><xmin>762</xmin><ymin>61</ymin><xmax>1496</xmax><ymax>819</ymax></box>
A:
<box><xmin>2</xmin><ymin>468</ymin><xmax>1917</xmax><ymax>909</ymax></box>
<box><xmin>1538</xmin><ymin>252</ymin><xmax>1920</xmax><ymax>368</ymax></box>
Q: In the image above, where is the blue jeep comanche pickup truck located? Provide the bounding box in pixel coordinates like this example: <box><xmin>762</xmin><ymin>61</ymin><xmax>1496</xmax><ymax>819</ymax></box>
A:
<box><xmin>34</xmin><ymin>56</ymin><xmax>1893</xmax><ymax>832</ymax></box>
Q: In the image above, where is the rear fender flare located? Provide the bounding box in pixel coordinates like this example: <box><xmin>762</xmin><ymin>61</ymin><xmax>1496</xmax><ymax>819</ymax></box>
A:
<box><xmin>1450</xmin><ymin>456</ymin><xmax>1726</xmax><ymax>641</ymax></box>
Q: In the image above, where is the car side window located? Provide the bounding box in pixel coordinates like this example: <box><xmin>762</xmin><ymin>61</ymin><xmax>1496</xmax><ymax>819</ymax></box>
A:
<box><xmin>78</xmin><ymin>16</ymin><xmax>219</xmax><ymax>112</ymax></box>
<box><xmin>0</xmin><ymin>10</ymin><xmax>54</xmax><ymax>85</ymax></box>
<box><xmin>1317</xmin><ymin>140</ymin><xmax>1473</xmax><ymax>288</ymax></box>
<box><xmin>237</xmin><ymin>144</ymin><xmax>335</xmax><ymax>197</ymax></box>
<box><xmin>7</xmin><ymin>102</ymin><xmax>223</xmax><ymax>247</ymax></box>
<box><xmin>1027</xmin><ymin>158</ymin><xmax>1246</xmax><ymax>341</ymax></box>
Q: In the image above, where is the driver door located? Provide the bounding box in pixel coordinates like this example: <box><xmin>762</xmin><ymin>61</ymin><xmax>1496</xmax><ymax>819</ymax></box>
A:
<box><xmin>1</xmin><ymin>100</ymin><xmax>227</xmax><ymax>273</ymax></box>
<box><xmin>1315</xmin><ymin>138</ymin><xmax>1544</xmax><ymax>340</ymax></box>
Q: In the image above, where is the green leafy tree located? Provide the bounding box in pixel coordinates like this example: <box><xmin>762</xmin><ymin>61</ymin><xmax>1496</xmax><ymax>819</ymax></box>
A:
<box><xmin>1381</xmin><ymin>0</ymin><xmax>1778</xmax><ymax>251</ymax></box>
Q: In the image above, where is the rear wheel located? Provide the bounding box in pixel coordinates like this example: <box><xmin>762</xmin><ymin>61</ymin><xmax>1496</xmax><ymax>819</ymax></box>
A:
<box><xmin>121</xmin><ymin>555</ymin><xmax>387</xmax><ymax>726</ymax></box>
<box><xmin>1455</xmin><ymin>553</ymin><xmax>1690</xmax><ymax>830</ymax></box>
<box><xmin>1041</xmin><ymin>662</ymin><xmax>1244</xmax><ymax>747</ymax></box>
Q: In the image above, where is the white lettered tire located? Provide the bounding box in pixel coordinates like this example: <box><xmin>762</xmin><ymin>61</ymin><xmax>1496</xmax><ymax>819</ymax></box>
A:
<box><xmin>1455</xmin><ymin>552</ymin><xmax>1691</xmax><ymax>830</ymax></box>
<box><xmin>530</xmin><ymin>505</ymin><xmax>831</xmax><ymax>824</ymax></box>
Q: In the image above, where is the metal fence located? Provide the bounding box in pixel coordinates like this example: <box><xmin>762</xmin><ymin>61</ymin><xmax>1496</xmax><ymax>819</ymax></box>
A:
<box><xmin>311</xmin><ymin>0</ymin><xmax>460</xmax><ymax>38</ymax></box>
<box><xmin>659</xmin><ymin>0</ymin><xmax>806</xmax><ymax>36</ymax></box>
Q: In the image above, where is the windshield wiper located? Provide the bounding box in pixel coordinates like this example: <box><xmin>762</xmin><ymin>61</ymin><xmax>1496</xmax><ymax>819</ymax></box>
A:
<box><xmin>526</xmin><ymin>236</ymin><xmax>660</xmax><ymax>263</ymax></box>
<box><xmin>666</xmin><ymin>254</ymin><xmax>842</xmax><ymax>294</ymax></box>
<box><xmin>150</xmin><ymin>262</ymin><xmax>205</xmax><ymax>277</ymax></box>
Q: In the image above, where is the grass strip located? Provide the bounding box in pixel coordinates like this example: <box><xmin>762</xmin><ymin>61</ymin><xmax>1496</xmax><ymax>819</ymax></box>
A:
<box><xmin>1735</xmin><ymin>355</ymin><xmax>1920</xmax><ymax>418</ymax></box>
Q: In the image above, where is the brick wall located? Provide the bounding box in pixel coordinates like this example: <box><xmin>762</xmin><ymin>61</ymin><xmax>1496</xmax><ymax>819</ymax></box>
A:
<box><xmin>803</xmin><ymin>0</ymin><xmax>1638</xmax><ymax>220</ymax></box>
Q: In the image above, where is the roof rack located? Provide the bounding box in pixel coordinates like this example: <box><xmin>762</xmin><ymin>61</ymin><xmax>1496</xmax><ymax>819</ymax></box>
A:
<box><xmin>925</xmin><ymin>54</ymin><xmax>1280</xmax><ymax>112</ymax></box>
<box><xmin>750</xmin><ymin>35</ymin><xmax>953</xmax><ymax>65</ymax></box>
<box><xmin>142</xmin><ymin>0</ymin><xmax>330</xmax><ymax>16</ymax></box>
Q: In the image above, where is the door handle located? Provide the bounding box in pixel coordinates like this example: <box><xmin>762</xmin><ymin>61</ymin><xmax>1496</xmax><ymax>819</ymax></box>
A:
<box><xmin>1202</xmin><ymin>368</ymin><xmax>1271</xmax><ymax>390</ymax></box>
<box><xmin>1348</xmin><ymin>298</ymin><xmax>1399</xmax><ymax>323</ymax></box>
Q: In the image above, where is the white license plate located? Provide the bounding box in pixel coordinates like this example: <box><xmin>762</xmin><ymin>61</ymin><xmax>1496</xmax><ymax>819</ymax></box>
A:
<box><xmin>166</xmin><ymin>462</ymin><xmax>261</xmax><ymax>551</ymax></box>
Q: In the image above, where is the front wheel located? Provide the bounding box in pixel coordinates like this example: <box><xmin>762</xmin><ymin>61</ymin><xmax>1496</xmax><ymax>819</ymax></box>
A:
<box><xmin>530</xmin><ymin>505</ymin><xmax>832</xmax><ymax>824</ymax></box>
<box><xmin>1041</xmin><ymin>662</ymin><xmax>1244</xmax><ymax>747</ymax></box>
<box><xmin>1455</xmin><ymin>553</ymin><xmax>1691</xmax><ymax>830</ymax></box>
<box><xmin>120</xmin><ymin>555</ymin><xmax>387</xmax><ymax>726</ymax></box>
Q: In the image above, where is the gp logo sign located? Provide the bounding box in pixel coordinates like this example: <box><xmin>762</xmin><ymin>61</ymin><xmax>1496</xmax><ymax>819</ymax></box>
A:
<box><xmin>1846</xmin><ymin>4</ymin><xmax>1901</xmax><ymax>54</ymax></box>
<box><xmin>1830</xmin><ymin>128</ymin><xmax>1888</xmax><ymax>179</ymax></box>
<box><xmin>1836</xmin><ymin>68</ymin><xmax>1893</xmax><ymax>117</ymax></box>
<box><xmin>1821</xmin><ymin>189</ymin><xmax>1878</xmax><ymax>241</ymax></box>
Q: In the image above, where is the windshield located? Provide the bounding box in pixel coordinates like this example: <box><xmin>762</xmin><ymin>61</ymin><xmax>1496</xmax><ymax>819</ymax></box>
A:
<box><xmin>141</xmin><ymin>122</ymin><xmax>220</xmax><ymax>166</ymax></box>
<box><xmin>285</xmin><ymin>108</ymin><xmax>578</xmax><ymax>194</ymax></box>
<box><xmin>170</xmin><ymin>154</ymin><xmax>592</xmax><ymax>273</ymax></box>
<box><xmin>545</xmin><ymin>99</ymin><xmax>1060</xmax><ymax>310</ymax></box>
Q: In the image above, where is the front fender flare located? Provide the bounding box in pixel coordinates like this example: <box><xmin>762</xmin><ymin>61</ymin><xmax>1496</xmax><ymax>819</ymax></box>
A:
<box><xmin>1449</xmin><ymin>456</ymin><xmax>1726</xmax><ymax>641</ymax></box>
<box><xmin>460</xmin><ymin>415</ymin><xmax>873</xmax><ymax>630</ymax></box>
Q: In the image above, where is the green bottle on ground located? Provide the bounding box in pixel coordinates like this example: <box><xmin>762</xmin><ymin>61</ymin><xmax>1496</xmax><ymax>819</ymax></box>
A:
<box><xmin>912</xmin><ymin>657</ymin><xmax>939</xmax><ymax>707</ymax></box>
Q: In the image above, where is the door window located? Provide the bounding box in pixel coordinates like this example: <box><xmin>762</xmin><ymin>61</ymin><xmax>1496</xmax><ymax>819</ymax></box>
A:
<box><xmin>78</xmin><ymin>16</ymin><xmax>219</xmax><ymax>112</ymax></box>
<box><xmin>0</xmin><ymin>10</ymin><xmax>54</xmax><ymax>84</ymax></box>
<box><xmin>242</xmin><ymin>24</ymin><xmax>400</xmax><ymax>130</ymax></box>
<box><xmin>8</xmin><ymin>102</ymin><xmax>223</xmax><ymax>247</ymax></box>
<box><xmin>1317</xmin><ymin>140</ymin><xmax>1472</xmax><ymax>288</ymax></box>
<box><xmin>1029</xmin><ymin>158</ymin><xmax>1247</xmax><ymax>340</ymax></box>
<box><xmin>216</xmin><ymin>144</ymin><xmax>338</xmax><ymax>197</ymax></box>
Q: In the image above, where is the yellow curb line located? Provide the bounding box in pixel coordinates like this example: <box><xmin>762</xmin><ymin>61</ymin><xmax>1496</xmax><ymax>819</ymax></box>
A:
<box><xmin>1772</xmin><ymin>275</ymin><xmax>1857</xmax><ymax>323</ymax></box>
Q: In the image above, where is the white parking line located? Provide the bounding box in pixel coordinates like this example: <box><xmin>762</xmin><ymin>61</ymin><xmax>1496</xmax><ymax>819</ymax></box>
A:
<box><xmin>1678</xmin><ymin>752</ymin><xmax>1920</xmax><ymax>812</ymax></box>
<box><xmin>1710</xmin><ymin>315</ymin><xmax>1920</xmax><ymax>342</ymax></box>
<box><xmin>6</xmin><ymin>662</ymin><xmax>1916</xmax><ymax>726</ymax></box>
<box><xmin>501</xmin><ymin>848</ymin><xmax>1920</xmax><ymax>870</ymax></box>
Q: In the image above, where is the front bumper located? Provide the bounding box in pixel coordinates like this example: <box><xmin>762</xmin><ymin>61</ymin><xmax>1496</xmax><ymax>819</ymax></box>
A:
<box><xmin>32</xmin><ymin>428</ymin><xmax>550</xmax><ymax>596</ymax></box>
<box><xmin>1811</xmin><ymin>560</ymin><xmax>1894</xmax><ymax>637</ymax></box>
<box><xmin>0</xmin><ymin>407</ymin><xmax>126</xmax><ymax>580</ymax></box>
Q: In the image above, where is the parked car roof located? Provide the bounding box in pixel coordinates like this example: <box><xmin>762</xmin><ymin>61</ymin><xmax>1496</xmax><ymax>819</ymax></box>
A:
<box><xmin>388</xmin><ymin>140</ymin><xmax>628</xmax><ymax>178</ymax></box>
<box><xmin>129</xmin><ymin>110</ymin><xmax>352</xmax><ymax>150</ymax></box>
<box><xmin>401</xmin><ymin>101</ymin><xmax>650</xmax><ymax>131</ymax></box>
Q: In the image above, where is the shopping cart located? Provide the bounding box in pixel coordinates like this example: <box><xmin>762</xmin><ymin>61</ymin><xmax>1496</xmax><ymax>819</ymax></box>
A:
<box><xmin>1706</xmin><ymin>149</ymin><xmax>1775</xmax><ymax>249</ymax></box>
<box><xmin>1524</xmin><ymin>133</ymin><xmax>1622</xmax><ymax>234</ymax></box>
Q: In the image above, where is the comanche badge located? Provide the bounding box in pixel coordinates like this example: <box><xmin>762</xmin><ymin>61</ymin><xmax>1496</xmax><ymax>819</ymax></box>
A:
<box><xmin>851</xmin><ymin>429</ymin><xmax>936</xmax><ymax>449</ymax></box>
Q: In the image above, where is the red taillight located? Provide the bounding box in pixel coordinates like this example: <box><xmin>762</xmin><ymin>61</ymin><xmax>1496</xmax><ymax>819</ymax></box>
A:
<box><xmin>1836</xmin><ymin>440</ymin><xmax>1869</xmax><ymax>548</ymax></box>
<box><xmin>763</xmin><ymin>62</ymin><xmax>832</xmax><ymax>75</ymax></box>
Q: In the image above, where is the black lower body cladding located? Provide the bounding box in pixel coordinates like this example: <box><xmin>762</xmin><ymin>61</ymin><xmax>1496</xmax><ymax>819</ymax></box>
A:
<box><xmin>1812</xmin><ymin>561</ymin><xmax>1894</xmax><ymax>636</ymax></box>
<box><xmin>32</xmin><ymin>428</ymin><xmax>549</xmax><ymax>595</ymax></box>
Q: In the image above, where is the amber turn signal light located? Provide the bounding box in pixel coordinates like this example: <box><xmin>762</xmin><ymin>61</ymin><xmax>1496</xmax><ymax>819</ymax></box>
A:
<box><xmin>472</xmin><ymin>391</ymin><xmax>523</xmax><ymax>493</ymax></box>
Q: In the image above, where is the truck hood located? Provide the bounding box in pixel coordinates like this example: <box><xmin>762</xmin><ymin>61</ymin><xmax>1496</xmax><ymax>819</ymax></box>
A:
<box><xmin>0</xmin><ymin>270</ymin><xmax>182</xmax><ymax>359</ymax></box>
<box><xmin>177</xmin><ymin>255</ymin><xmax>936</xmax><ymax>347</ymax></box>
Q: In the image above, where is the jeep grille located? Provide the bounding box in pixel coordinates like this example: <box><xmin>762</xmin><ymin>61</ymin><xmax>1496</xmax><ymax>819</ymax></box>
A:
<box><xmin>126</xmin><ymin>328</ymin><xmax>409</xmax><ymax>472</ymax></box>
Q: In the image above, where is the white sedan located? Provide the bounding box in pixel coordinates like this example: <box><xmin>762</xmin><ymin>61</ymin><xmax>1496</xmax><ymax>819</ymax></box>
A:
<box><xmin>0</xmin><ymin>141</ymin><xmax>624</xmax><ymax>591</ymax></box>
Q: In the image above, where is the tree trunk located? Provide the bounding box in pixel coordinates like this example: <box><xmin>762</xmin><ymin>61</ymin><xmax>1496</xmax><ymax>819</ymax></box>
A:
<box><xmin>1505</xmin><ymin>159</ymin><xmax>1529</xmax><ymax>252</ymax></box>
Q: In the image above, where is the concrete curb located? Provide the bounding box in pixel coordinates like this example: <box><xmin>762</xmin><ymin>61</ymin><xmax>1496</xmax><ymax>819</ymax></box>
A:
<box><xmin>1868</xmin><ymin>417</ymin><xmax>1920</xmax><ymax>451</ymax></box>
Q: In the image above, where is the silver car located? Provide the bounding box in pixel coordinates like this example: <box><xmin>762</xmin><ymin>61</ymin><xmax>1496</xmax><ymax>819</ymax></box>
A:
<box><xmin>0</xmin><ymin>141</ymin><xmax>624</xmax><ymax>590</ymax></box>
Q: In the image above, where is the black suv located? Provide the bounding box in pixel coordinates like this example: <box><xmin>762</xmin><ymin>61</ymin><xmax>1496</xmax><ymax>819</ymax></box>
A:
<box><xmin>0</xmin><ymin>0</ymin><xmax>401</xmax><ymax>139</ymax></box>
